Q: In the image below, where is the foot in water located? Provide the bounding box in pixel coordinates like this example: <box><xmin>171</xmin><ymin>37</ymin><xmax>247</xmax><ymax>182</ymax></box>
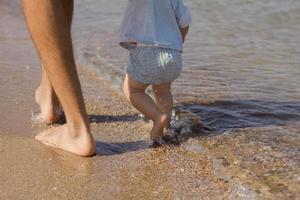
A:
<box><xmin>31</xmin><ymin>111</ymin><xmax>65</xmax><ymax>125</ymax></box>
<box><xmin>35</xmin><ymin>124</ymin><xmax>96</xmax><ymax>157</ymax></box>
<box><xmin>149</xmin><ymin>114</ymin><xmax>170</xmax><ymax>147</ymax></box>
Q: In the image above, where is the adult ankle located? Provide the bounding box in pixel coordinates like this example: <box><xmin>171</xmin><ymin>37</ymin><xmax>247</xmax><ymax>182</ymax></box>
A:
<box><xmin>66</xmin><ymin>120</ymin><xmax>90</xmax><ymax>138</ymax></box>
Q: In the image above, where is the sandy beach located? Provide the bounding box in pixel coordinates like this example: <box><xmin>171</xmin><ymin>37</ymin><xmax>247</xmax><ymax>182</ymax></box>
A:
<box><xmin>1</xmin><ymin>1</ymin><xmax>299</xmax><ymax>200</ymax></box>
<box><xmin>0</xmin><ymin>6</ymin><xmax>229</xmax><ymax>199</ymax></box>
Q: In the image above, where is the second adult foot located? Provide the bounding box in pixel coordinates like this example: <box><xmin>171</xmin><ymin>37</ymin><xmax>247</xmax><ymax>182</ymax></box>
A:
<box><xmin>35</xmin><ymin>124</ymin><xmax>96</xmax><ymax>157</ymax></box>
<box><xmin>31</xmin><ymin>110</ymin><xmax>65</xmax><ymax>125</ymax></box>
<box><xmin>34</xmin><ymin>86</ymin><xmax>63</xmax><ymax>124</ymax></box>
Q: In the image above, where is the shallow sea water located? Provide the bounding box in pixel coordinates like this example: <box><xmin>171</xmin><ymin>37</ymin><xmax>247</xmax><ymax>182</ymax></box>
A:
<box><xmin>73</xmin><ymin>1</ymin><xmax>300</xmax><ymax>198</ymax></box>
<box><xmin>1</xmin><ymin>0</ymin><xmax>299</xmax><ymax>199</ymax></box>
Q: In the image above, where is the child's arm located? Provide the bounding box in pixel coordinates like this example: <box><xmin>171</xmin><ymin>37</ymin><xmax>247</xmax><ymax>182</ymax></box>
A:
<box><xmin>180</xmin><ymin>25</ymin><xmax>189</xmax><ymax>43</ymax></box>
<box><xmin>171</xmin><ymin>0</ymin><xmax>192</xmax><ymax>43</ymax></box>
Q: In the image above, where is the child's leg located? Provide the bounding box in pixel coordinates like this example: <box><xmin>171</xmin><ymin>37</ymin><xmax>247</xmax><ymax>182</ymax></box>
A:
<box><xmin>123</xmin><ymin>74</ymin><xmax>168</xmax><ymax>141</ymax></box>
<box><xmin>152</xmin><ymin>83</ymin><xmax>173</xmax><ymax>129</ymax></box>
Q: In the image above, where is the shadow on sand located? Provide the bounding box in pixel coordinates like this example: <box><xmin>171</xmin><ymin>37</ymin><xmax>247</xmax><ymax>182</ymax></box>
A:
<box><xmin>88</xmin><ymin>114</ymin><xmax>140</xmax><ymax>124</ymax></box>
<box><xmin>86</xmin><ymin>114</ymin><xmax>147</xmax><ymax>156</ymax></box>
<box><xmin>95</xmin><ymin>140</ymin><xmax>149</xmax><ymax>156</ymax></box>
<box><xmin>92</xmin><ymin>99</ymin><xmax>300</xmax><ymax>154</ymax></box>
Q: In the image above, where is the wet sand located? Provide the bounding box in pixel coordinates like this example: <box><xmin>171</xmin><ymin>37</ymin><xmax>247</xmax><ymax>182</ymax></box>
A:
<box><xmin>0</xmin><ymin>7</ymin><xmax>229</xmax><ymax>200</ymax></box>
<box><xmin>0</xmin><ymin>32</ymin><xmax>229</xmax><ymax>200</ymax></box>
<box><xmin>1</xmin><ymin>2</ymin><xmax>299</xmax><ymax>200</ymax></box>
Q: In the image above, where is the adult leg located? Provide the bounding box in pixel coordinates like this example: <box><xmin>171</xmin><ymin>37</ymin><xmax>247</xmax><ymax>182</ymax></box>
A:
<box><xmin>35</xmin><ymin>0</ymin><xmax>74</xmax><ymax>124</ymax></box>
<box><xmin>123</xmin><ymin>74</ymin><xmax>168</xmax><ymax>141</ymax></box>
<box><xmin>23</xmin><ymin>0</ymin><xmax>95</xmax><ymax>156</ymax></box>
<box><xmin>34</xmin><ymin>66</ymin><xmax>62</xmax><ymax>124</ymax></box>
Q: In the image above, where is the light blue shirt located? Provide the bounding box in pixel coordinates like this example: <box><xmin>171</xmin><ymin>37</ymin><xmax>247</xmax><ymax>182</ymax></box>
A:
<box><xmin>119</xmin><ymin>0</ymin><xmax>192</xmax><ymax>51</ymax></box>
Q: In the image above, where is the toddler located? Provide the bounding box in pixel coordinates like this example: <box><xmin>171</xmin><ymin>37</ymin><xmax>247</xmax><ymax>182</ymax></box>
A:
<box><xmin>119</xmin><ymin>0</ymin><xmax>192</xmax><ymax>145</ymax></box>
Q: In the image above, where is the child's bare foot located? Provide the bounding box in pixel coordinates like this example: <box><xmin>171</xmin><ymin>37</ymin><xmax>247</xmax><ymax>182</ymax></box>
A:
<box><xmin>150</xmin><ymin>114</ymin><xmax>170</xmax><ymax>142</ymax></box>
<box><xmin>35</xmin><ymin>86</ymin><xmax>63</xmax><ymax>124</ymax></box>
<box><xmin>35</xmin><ymin>124</ymin><xmax>96</xmax><ymax>157</ymax></box>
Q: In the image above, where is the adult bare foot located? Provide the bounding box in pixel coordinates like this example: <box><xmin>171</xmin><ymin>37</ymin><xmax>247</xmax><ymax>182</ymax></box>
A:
<box><xmin>34</xmin><ymin>86</ymin><xmax>64</xmax><ymax>124</ymax></box>
<box><xmin>35</xmin><ymin>125</ymin><xmax>96</xmax><ymax>157</ymax></box>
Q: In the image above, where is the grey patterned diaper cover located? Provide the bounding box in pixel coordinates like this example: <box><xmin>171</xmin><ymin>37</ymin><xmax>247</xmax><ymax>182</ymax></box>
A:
<box><xmin>126</xmin><ymin>46</ymin><xmax>182</xmax><ymax>84</ymax></box>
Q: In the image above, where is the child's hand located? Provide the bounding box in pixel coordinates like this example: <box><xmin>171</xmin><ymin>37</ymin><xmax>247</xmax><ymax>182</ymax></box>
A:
<box><xmin>120</xmin><ymin>42</ymin><xmax>137</xmax><ymax>51</ymax></box>
<box><xmin>180</xmin><ymin>26</ymin><xmax>189</xmax><ymax>43</ymax></box>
